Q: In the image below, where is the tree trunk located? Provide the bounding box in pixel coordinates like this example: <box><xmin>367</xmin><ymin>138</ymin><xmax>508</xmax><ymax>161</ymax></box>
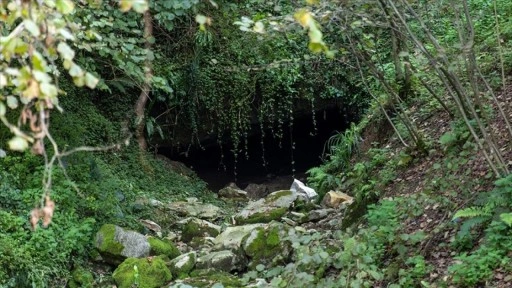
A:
<box><xmin>134</xmin><ymin>10</ymin><xmax>153</xmax><ymax>151</ymax></box>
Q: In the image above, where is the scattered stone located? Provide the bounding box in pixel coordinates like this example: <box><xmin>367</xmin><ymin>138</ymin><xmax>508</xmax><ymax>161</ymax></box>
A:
<box><xmin>196</xmin><ymin>250</ymin><xmax>245</xmax><ymax>272</ymax></box>
<box><xmin>168</xmin><ymin>201</ymin><xmax>222</xmax><ymax>220</ymax></box>
<box><xmin>94</xmin><ymin>224</ymin><xmax>150</xmax><ymax>264</ymax></box>
<box><xmin>213</xmin><ymin>223</ymin><xmax>266</xmax><ymax>251</ymax></box>
<box><xmin>321</xmin><ymin>191</ymin><xmax>354</xmax><ymax>208</ymax></box>
<box><xmin>189</xmin><ymin>236</ymin><xmax>215</xmax><ymax>250</ymax></box>
<box><xmin>218</xmin><ymin>183</ymin><xmax>248</xmax><ymax>200</ymax></box>
<box><xmin>179</xmin><ymin>217</ymin><xmax>221</xmax><ymax>243</ymax></box>
<box><xmin>168</xmin><ymin>252</ymin><xmax>197</xmax><ymax>279</ymax></box>
<box><xmin>244</xmin><ymin>183</ymin><xmax>270</xmax><ymax>199</ymax></box>
<box><xmin>304</xmin><ymin>208</ymin><xmax>335</xmax><ymax>223</ymax></box>
<box><xmin>149</xmin><ymin>199</ymin><xmax>163</xmax><ymax>207</ymax></box>
<box><xmin>147</xmin><ymin>236</ymin><xmax>181</xmax><ymax>260</ymax></box>
<box><xmin>242</xmin><ymin>222</ymin><xmax>292</xmax><ymax>269</ymax></box>
<box><xmin>233</xmin><ymin>190</ymin><xmax>297</xmax><ymax>225</ymax></box>
<box><xmin>290</xmin><ymin>179</ymin><xmax>318</xmax><ymax>201</ymax></box>
<box><xmin>289</xmin><ymin>212</ymin><xmax>307</xmax><ymax>223</ymax></box>
<box><xmin>112</xmin><ymin>256</ymin><xmax>172</xmax><ymax>288</ymax></box>
<box><xmin>170</xmin><ymin>269</ymin><xmax>242</xmax><ymax>287</ymax></box>
<box><xmin>140</xmin><ymin>219</ymin><xmax>161</xmax><ymax>235</ymax></box>
<box><xmin>281</xmin><ymin>217</ymin><xmax>298</xmax><ymax>226</ymax></box>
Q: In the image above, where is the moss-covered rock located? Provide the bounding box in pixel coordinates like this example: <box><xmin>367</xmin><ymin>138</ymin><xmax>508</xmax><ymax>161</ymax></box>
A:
<box><xmin>69</xmin><ymin>267</ymin><xmax>94</xmax><ymax>288</ymax></box>
<box><xmin>234</xmin><ymin>190</ymin><xmax>296</xmax><ymax>225</ymax></box>
<box><xmin>148</xmin><ymin>237</ymin><xmax>180</xmax><ymax>260</ymax></box>
<box><xmin>179</xmin><ymin>269</ymin><xmax>242</xmax><ymax>287</ymax></box>
<box><xmin>169</xmin><ymin>252</ymin><xmax>196</xmax><ymax>279</ymax></box>
<box><xmin>242</xmin><ymin>222</ymin><xmax>292</xmax><ymax>269</ymax></box>
<box><xmin>112</xmin><ymin>257</ymin><xmax>172</xmax><ymax>288</ymax></box>
<box><xmin>180</xmin><ymin>217</ymin><xmax>221</xmax><ymax>243</ymax></box>
<box><xmin>213</xmin><ymin>223</ymin><xmax>266</xmax><ymax>251</ymax></box>
<box><xmin>95</xmin><ymin>224</ymin><xmax>150</xmax><ymax>264</ymax></box>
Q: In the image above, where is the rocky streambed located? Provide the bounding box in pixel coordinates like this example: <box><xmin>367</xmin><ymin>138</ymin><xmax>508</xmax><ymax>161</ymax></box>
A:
<box><xmin>71</xmin><ymin>181</ymin><xmax>354</xmax><ymax>288</ymax></box>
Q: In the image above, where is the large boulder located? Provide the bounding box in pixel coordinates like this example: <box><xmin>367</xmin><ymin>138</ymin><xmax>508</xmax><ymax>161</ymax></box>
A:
<box><xmin>233</xmin><ymin>190</ymin><xmax>297</xmax><ymax>225</ymax></box>
<box><xmin>242</xmin><ymin>222</ymin><xmax>293</xmax><ymax>270</ymax></box>
<box><xmin>168</xmin><ymin>198</ymin><xmax>222</xmax><ymax>220</ymax></box>
<box><xmin>213</xmin><ymin>223</ymin><xmax>266</xmax><ymax>251</ymax></box>
<box><xmin>94</xmin><ymin>224</ymin><xmax>150</xmax><ymax>264</ymax></box>
<box><xmin>112</xmin><ymin>257</ymin><xmax>172</xmax><ymax>288</ymax></box>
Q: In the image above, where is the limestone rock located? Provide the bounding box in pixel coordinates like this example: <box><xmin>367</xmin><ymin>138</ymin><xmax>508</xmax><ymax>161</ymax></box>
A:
<box><xmin>304</xmin><ymin>208</ymin><xmax>335</xmax><ymax>222</ymax></box>
<box><xmin>233</xmin><ymin>190</ymin><xmax>297</xmax><ymax>225</ymax></box>
<box><xmin>168</xmin><ymin>200</ymin><xmax>221</xmax><ymax>220</ymax></box>
<box><xmin>242</xmin><ymin>222</ymin><xmax>293</xmax><ymax>270</ymax></box>
<box><xmin>321</xmin><ymin>191</ymin><xmax>354</xmax><ymax>208</ymax></box>
<box><xmin>218</xmin><ymin>183</ymin><xmax>248</xmax><ymax>200</ymax></box>
<box><xmin>168</xmin><ymin>252</ymin><xmax>197</xmax><ymax>278</ymax></box>
<box><xmin>95</xmin><ymin>224</ymin><xmax>150</xmax><ymax>264</ymax></box>
<box><xmin>196</xmin><ymin>250</ymin><xmax>245</xmax><ymax>272</ymax></box>
<box><xmin>178</xmin><ymin>217</ymin><xmax>221</xmax><ymax>243</ymax></box>
<box><xmin>112</xmin><ymin>257</ymin><xmax>172</xmax><ymax>288</ymax></box>
<box><xmin>290</xmin><ymin>179</ymin><xmax>318</xmax><ymax>202</ymax></box>
<box><xmin>213</xmin><ymin>223</ymin><xmax>266</xmax><ymax>251</ymax></box>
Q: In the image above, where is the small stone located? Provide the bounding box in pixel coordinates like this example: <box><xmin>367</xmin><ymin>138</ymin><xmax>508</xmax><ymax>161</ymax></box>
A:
<box><xmin>321</xmin><ymin>191</ymin><xmax>354</xmax><ymax>208</ymax></box>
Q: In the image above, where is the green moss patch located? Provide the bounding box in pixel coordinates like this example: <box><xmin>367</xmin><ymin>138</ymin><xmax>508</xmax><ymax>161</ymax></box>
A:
<box><xmin>112</xmin><ymin>256</ymin><xmax>172</xmax><ymax>288</ymax></box>
<box><xmin>148</xmin><ymin>237</ymin><xmax>180</xmax><ymax>260</ymax></box>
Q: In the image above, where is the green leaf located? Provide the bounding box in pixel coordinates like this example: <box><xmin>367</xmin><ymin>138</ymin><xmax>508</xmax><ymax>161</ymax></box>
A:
<box><xmin>8</xmin><ymin>136</ymin><xmax>29</xmax><ymax>151</ymax></box>
<box><xmin>85</xmin><ymin>73</ymin><xmax>99</xmax><ymax>89</ymax></box>
<box><xmin>57</xmin><ymin>42</ymin><xmax>75</xmax><ymax>60</ymax></box>
<box><xmin>56</xmin><ymin>0</ymin><xmax>74</xmax><ymax>14</ymax></box>
<box><xmin>500</xmin><ymin>213</ymin><xmax>512</xmax><ymax>227</ymax></box>
<box><xmin>0</xmin><ymin>102</ymin><xmax>6</xmax><ymax>116</ymax></box>
<box><xmin>40</xmin><ymin>83</ymin><xmax>58</xmax><ymax>98</ymax></box>
<box><xmin>24</xmin><ymin>20</ymin><xmax>40</xmax><ymax>37</ymax></box>
<box><xmin>119</xmin><ymin>0</ymin><xmax>132</xmax><ymax>12</ymax></box>
<box><xmin>195</xmin><ymin>14</ymin><xmax>207</xmax><ymax>25</ymax></box>
<box><xmin>308</xmin><ymin>26</ymin><xmax>323</xmax><ymax>43</ymax></box>
<box><xmin>69</xmin><ymin>63</ymin><xmax>84</xmax><ymax>77</ymax></box>
<box><xmin>132</xmin><ymin>0</ymin><xmax>149</xmax><ymax>13</ymax></box>
<box><xmin>6</xmin><ymin>96</ymin><xmax>18</xmax><ymax>109</ymax></box>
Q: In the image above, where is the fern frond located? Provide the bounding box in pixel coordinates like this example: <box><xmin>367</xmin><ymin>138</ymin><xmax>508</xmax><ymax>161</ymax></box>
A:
<box><xmin>453</xmin><ymin>207</ymin><xmax>492</xmax><ymax>220</ymax></box>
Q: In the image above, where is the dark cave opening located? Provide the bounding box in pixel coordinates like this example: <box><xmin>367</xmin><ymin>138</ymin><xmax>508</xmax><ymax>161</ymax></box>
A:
<box><xmin>158</xmin><ymin>106</ymin><xmax>354</xmax><ymax>191</ymax></box>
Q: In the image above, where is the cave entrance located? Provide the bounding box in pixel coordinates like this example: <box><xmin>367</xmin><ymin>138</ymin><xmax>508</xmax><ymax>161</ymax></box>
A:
<box><xmin>159</xmin><ymin>106</ymin><xmax>354</xmax><ymax>192</ymax></box>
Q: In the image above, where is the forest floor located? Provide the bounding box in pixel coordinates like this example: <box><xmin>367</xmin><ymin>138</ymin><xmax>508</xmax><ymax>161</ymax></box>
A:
<box><xmin>374</xmin><ymin>84</ymin><xmax>512</xmax><ymax>287</ymax></box>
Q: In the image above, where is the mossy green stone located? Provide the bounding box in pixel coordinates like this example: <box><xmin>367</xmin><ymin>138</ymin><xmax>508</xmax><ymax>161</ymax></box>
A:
<box><xmin>148</xmin><ymin>237</ymin><xmax>180</xmax><ymax>260</ymax></box>
<box><xmin>235</xmin><ymin>207</ymin><xmax>287</xmax><ymax>224</ymax></box>
<box><xmin>265</xmin><ymin>190</ymin><xmax>293</xmax><ymax>202</ymax></box>
<box><xmin>113</xmin><ymin>256</ymin><xmax>172</xmax><ymax>288</ymax></box>
<box><xmin>181</xmin><ymin>219</ymin><xmax>219</xmax><ymax>243</ymax></box>
<box><xmin>185</xmin><ymin>269</ymin><xmax>242</xmax><ymax>287</ymax></box>
<box><xmin>243</xmin><ymin>224</ymin><xmax>290</xmax><ymax>269</ymax></box>
<box><xmin>96</xmin><ymin>224</ymin><xmax>124</xmax><ymax>255</ymax></box>
<box><xmin>71</xmin><ymin>267</ymin><xmax>94</xmax><ymax>288</ymax></box>
<box><xmin>169</xmin><ymin>252</ymin><xmax>196</xmax><ymax>279</ymax></box>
